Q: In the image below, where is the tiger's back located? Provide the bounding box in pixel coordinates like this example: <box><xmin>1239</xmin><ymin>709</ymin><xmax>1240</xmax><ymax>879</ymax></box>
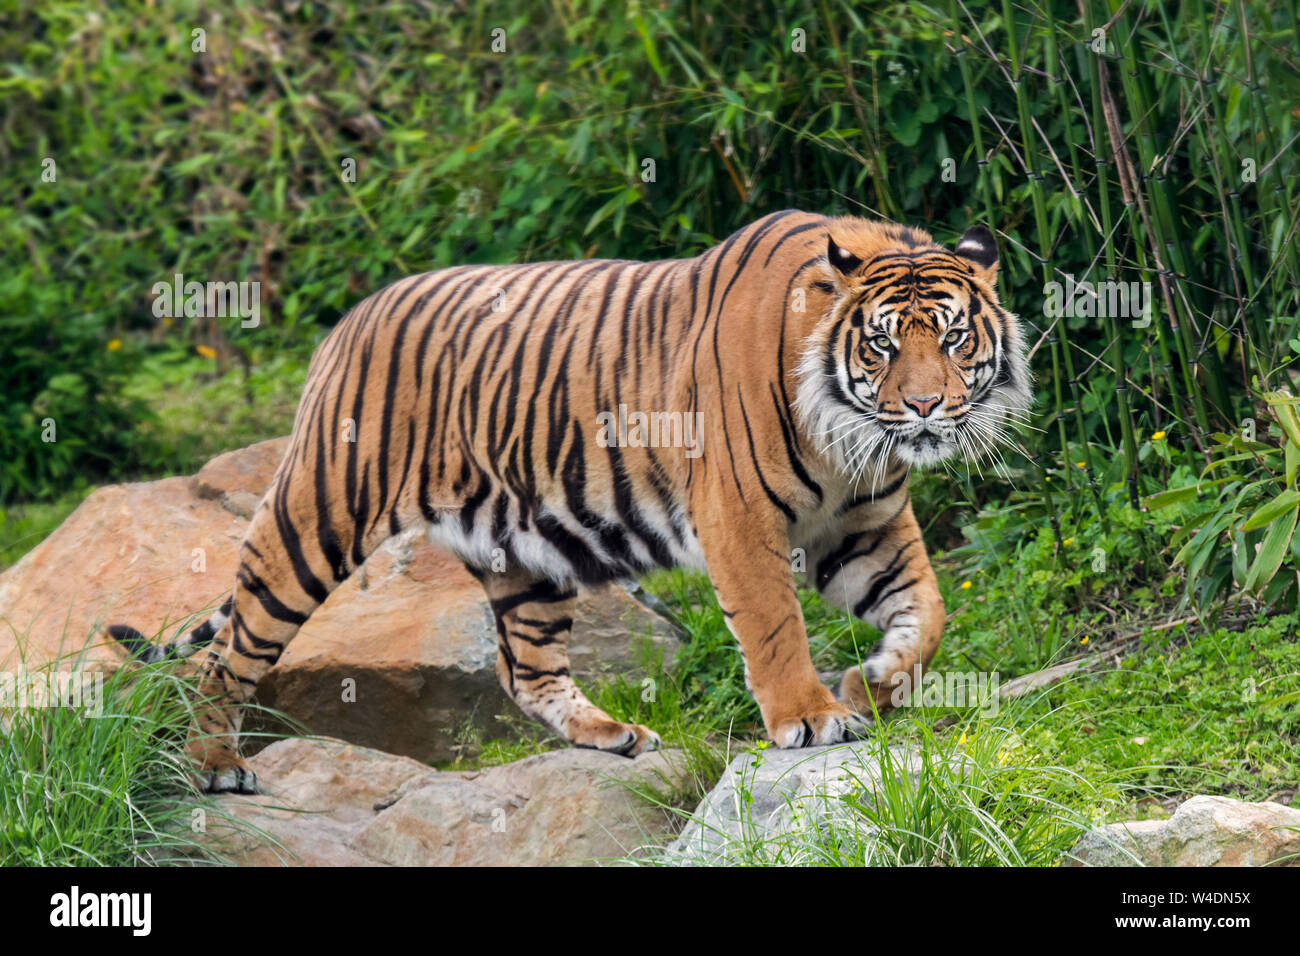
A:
<box><xmin>283</xmin><ymin>255</ymin><xmax>707</xmax><ymax>588</ymax></box>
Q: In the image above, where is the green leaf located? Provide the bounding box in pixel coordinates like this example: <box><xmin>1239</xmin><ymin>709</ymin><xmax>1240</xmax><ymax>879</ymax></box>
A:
<box><xmin>633</xmin><ymin>14</ymin><xmax>666</xmax><ymax>82</ymax></box>
<box><xmin>397</xmin><ymin>225</ymin><xmax>427</xmax><ymax>254</ymax></box>
<box><xmin>389</xmin><ymin>129</ymin><xmax>427</xmax><ymax>143</ymax></box>
<box><xmin>1240</xmin><ymin>489</ymin><xmax>1300</xmax><ymax>531</ymax></box>
<box><xmin>1144</xmin><ymin>484</ymin><xmax>1198</xmax><ymax>510</ymax></box>
<box><xmin>172</xmin><ymin>153</ymin><xmax>215</xmax><ymax>176</ymax></box>
<box><xmin>583</xmin><ymin>191</ymin><xmax>627</xmax><ymax>236</ymax></box>
<box><xmin>1262</xmin><ymin>689</ymin><xmax>1300</xmax><ymax>710</ymax></box>
<box><xmin>1225</xmin><ymin>83</ymin><xmax>1243</xmax><ymax>122</ymax></box>
<box><xmin>1232</xmin><ymin>530</ymin><xmax>1250</xmax><ymax>587</ymax></box>
<box><xmin>1245</xmin><ymin>506</ymin><xmax>1298</xmax><ymax>594</ymax></box>
<box><xmin>1184</xmin><ymin>518</ymin><xmax>1229</xmax><ymax>584</ymax></box>
<box><xmin>1175</xmin><ymin>496</ymin><xmax>1235</xmax><ymax>577</ymax></box>
<box><xmin>1269</xmin><ymin>394</ymin><xmax>1300</xmax><ymax>450</ymax></box>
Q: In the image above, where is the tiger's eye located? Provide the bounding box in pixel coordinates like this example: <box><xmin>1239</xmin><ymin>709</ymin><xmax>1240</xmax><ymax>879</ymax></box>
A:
<box><xmin>943</xmin><ymin>329</ymin><xmax>964</xmax><ymax>345</ymax></box>
<box><xmin>872</xmin><ymin>335</ymin><xmax>893</xmax><ymax>350</ymax></box>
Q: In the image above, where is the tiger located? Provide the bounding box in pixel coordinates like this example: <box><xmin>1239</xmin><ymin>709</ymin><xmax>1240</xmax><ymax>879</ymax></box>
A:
<box><xmin>109</xmin><ymin>209</ymin><xmax>1030</xmax><ymax>793</ymax></box>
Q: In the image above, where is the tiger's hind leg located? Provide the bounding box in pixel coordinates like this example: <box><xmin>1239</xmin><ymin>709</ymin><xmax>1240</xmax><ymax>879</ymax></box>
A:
<box><xmin>184</xmin><ymin>481</ymin><xmax>358</xmax><ymax>793</ymax></box>
<box><xmin>472</xmin><ymin>566</ymin><xmax>662</xmax><ymax>756</ymax></box>
<box><xmin>184</xmin><ymin>540</ymin><xmax>327</xmax><ymax>794</ymax></box>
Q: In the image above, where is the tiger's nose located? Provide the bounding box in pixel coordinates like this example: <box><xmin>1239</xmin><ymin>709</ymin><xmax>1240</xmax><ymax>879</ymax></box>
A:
<box><xmin>904</xmin><ymin>394</ymin><xmax>942</xmax><ymax>417</ymax></box>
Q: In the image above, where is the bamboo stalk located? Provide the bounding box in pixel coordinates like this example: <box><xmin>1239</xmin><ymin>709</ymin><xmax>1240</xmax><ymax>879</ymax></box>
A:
<box><xmin>1106</xmin><ymin>0</ymin><xmax>1211</xmax><ymax>441</ymax></box>
<box><xmin>1080</xmin><ymin>0</ymin><xmax>1140</xmax><ymax>506</ymax></box>
<box><xmin>1002</xmin><ymin>0</ymin><xmax>1078</xmax><ymax>498</ymax></box>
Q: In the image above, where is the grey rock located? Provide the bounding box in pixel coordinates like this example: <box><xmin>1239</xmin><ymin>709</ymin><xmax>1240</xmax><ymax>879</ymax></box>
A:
<box><xmin>1066</xmin><ymin>794</ymin><xmax>1300</xmax><ymax>867</ymax></box>
<box><xmin>669</xmin><ymin>741</ymin><xmax>921</xmax><ymax>865</ymax></box>
<box><xmin>203</xmin><ymin>736</ymin><xmax>686</xmax><ymax>866</ymax></box>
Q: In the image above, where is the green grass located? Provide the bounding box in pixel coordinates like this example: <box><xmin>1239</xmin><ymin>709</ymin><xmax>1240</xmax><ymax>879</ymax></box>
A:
<box><xmin>438</xmin><ymin>638</ymin><xmax>736</xmax><ymax>816</ymax></box>
<box><xmin>0</xmin><ymin>640</ymin><xmax>279</xmax><ymax>866</ymax></box>
<box><xmin>117</xmin><ymin>342</ymin><xmax>313</xmax><ymax>475</ymax></box>
<box><xmin>628</xmin><ymin>700</ymin><xmax>1134</xmax><ymax>866</ymax></box>
<box><xmin>1021</xmin><ymin>613</ymin><xmax>1300</xmax><ymax>800</ymax></box>
<box><xmin>626</xmin><ymin>567</ymin><xmax>1300</xmax><ymax>806</ymax></box>
<box><xmin>607</xmin><ymin>598</ymin><xmax>1298</xmax><ymax>865</ymax></box>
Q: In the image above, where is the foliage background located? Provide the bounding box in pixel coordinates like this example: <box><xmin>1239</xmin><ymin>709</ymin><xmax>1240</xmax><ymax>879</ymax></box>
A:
<box><xmin>3</xmin><ymin>0</ymin><xmax>1299</xmax><ymax>612</ymax></box>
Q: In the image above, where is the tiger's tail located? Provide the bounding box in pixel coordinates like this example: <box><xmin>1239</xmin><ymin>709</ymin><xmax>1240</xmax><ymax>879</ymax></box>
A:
<box><xmin>107</xmin><ymin>597</ymin><xmax>233</xmax><ymax>663</ymax></box>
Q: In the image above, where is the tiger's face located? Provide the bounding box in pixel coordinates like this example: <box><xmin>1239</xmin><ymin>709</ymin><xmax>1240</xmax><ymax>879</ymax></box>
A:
<box><xmin>795</xmin><ymin>224</ymin><xmax>1031</xmax><ymax>482</ymax></box>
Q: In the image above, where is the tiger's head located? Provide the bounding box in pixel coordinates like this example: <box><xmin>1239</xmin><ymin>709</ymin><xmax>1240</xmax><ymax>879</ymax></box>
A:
<box><xmin>794</xmin><ymin>221</ymin><xmax>1032</xmax><ymax>482</ymax></box>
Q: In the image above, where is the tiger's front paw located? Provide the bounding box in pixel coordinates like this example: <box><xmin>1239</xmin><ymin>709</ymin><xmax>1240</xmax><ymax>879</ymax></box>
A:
<box><xmin>770</xmin><ymin>702</ymin><xmax>872</xmax><ymax>748</ymax></box>
<box><xmin>569</xmin><ymin>717</ymin><xmax>663</xmax><ymax>757</ymax></box>
<box><xmin>197</xmin><ymin>765</ymin><xmax>260</xmax><ymax>794</ymax></box>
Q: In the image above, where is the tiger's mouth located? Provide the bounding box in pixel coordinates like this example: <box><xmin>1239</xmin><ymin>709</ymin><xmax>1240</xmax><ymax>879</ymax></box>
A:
<box><xmin>880</xmin><ymin>418</ymin><xmax>962</xmax><ymax>467</ymax></box>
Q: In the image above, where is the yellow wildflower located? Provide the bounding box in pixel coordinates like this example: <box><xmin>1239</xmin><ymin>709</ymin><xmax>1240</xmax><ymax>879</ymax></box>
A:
<box><xmin>106</xmin><ymin>338</ymin><xmax>122</xmax><ymax>351</ymax></box>
<box><xmin>1151</xmin><ymin>430</ymin><xmax>1166</xmax><ymax>441</ymax></box>
<box><xmin>196</xmin><ymin>345</ymin><xmax>217</xmax><ymax>359</ymax></box>
<box><xmin>960</xmin><ymin>580</ymin><xmax>972</xmax><ymax>590</ymax></box>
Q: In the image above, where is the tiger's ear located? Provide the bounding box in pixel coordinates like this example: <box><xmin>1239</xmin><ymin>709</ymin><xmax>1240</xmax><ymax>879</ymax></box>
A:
<box><xmin>826</xmin><ymin>235</ymin><xmax>863</xmax><ymax>277</ymax></box>
<box><xmin>954</xmin><ymin>225</ymin><xmax>998</xmax><ymax>284</ymax></box>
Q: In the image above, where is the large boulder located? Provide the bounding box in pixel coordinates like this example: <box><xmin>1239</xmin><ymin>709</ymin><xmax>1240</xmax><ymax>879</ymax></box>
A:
<box><xmin>1067</xmin><ymin>794</ymin><xmax>1300</xmax><ymax>867</ymax></box>
<box><xmin>0</xmin><ymin>439</ymin><xmax>679</xmax><ymax>762</ymax></box>
<box><xmin>201</xmin><ymin>736</ymin><xmax>684</xmax><ymax>866</ymax></box>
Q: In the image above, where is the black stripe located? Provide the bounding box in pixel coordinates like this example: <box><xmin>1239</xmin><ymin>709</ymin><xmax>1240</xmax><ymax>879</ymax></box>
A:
<box><xmin>852</xmin><ymin>545</ymin><xmax>914</xmax><ymax>618</ymax></box>
<box><xmin>736</xmin><ymin>386</ymin><xmax>796</xmax><ymax>522</ymax></box>
<box><xmin>770</xmin><ymin>382</ymin><xmax>822</xmax><ymax>502</ymax></box>
<box><xmin>237</xmin><ymin>567</ymin><xmax>309</xmax><ymax>626</ymax></box>
<box><xmin>490</xmin><ymin>582</ymin><xmax>577</xmax><ymax>619</ymax></box>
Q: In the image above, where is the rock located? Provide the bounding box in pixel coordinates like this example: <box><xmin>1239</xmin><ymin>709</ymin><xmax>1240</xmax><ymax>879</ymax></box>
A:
<box><xmin>1067</xmin><ymin>794</ymin><xmax>1300</xmax><ymax>866</ymax></box>
<box><xmin>202</xmin><ymin>737</ymin><xmax>683</xmax><ymax>866</ymax></box>
<box><xmin>0</xmin><ymin>440</ymin><xmax>679</xmax><ymax>762</ymax></box>
<box><xmin>0</xmin><ymin>477</ymin><xmax>250</xmax><ymax>670</ymax></box>
<box><xmin>669</xmin><ymin>741</ymin><xmax>921</xmax><ymax>865</ymax></box>
<box><xmin>193</xmin><ymin>437</ymin><xmax>289</xmax><ymax>519</ymax></box>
